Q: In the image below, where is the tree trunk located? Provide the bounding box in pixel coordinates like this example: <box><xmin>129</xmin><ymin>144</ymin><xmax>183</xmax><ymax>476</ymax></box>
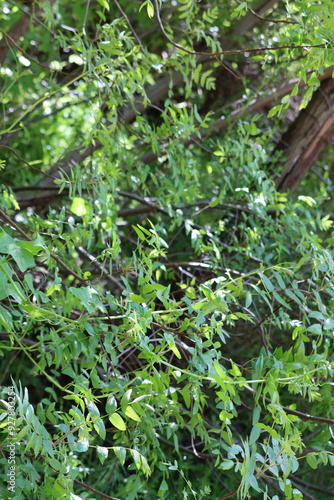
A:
<box><xmin>275</xmin><ymin>77</ymin><xmax>334</xmax><ymax>192</ymax></box>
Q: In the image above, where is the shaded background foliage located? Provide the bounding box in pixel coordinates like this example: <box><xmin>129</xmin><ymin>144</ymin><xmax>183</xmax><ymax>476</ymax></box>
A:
<box><xmin>0</xmin><ymin>0</ymin><xmax>334</xmax><ymax>499</ymax></box>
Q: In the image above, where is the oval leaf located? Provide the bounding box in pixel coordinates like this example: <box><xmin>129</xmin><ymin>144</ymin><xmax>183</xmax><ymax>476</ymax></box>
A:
<box><xmin>124</xmin><ymin>405</ymin><xmax>141</xmax><ymax>422</ymax></box>
<box><xmin>109</xmin><ymin>412</ymin><xmax>126</xmax><ymax>431</ymax></box>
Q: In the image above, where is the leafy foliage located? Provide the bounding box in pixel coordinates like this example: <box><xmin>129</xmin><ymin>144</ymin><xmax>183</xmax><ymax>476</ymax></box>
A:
<box><xmin>0</xmin><ymin>1</ymin><xmax>334</xmax><ymax>499</ymax></box>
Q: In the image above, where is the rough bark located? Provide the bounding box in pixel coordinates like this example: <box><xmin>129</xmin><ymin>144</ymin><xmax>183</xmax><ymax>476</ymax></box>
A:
<box><xmin>0</xmin><ymin>14</ymin><xmax>31</xmax><ymax>64</ymax></box>
<box><xmin>275</xmin><ymin>77</ymin><xmax>334</xmax><ymax>192</ymax></box>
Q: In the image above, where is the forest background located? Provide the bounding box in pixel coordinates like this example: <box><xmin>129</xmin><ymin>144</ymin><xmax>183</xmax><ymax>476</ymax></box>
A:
<box><xmin>1</xmin><ymin>0</ymin><xmax>334</xmax><ymax>499</ymax></box>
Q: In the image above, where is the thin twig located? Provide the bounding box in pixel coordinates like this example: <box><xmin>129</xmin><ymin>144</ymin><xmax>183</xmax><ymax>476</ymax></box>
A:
<box><xmin>214</xmin><ymin>488</ymin><xmax>238</xmax><ymax>499</ymax></box>
<box><xmin>73</xmin><ymin>479</ymin><xmax>123</xmax><ymax>500</ymax></box>
<box><xmin>155</xmin><ymin>433</ymin><xmax>214</xmax><ymax>458</ymax></box>
<box><xmin>76</xmin><ymin>246</ymin><xmax>125</xmax><ymax>291</ymax></box>
<box><xmin>235</xmin><ymin>0</ymin><xmax>298</xmax><ymax>25</ymax></box>
<box><xmin>152</xmin><ymin>0</ymin><xmax>323</xmax><ymax>57</ymax></box>
<box><xmin>113</xmin><ymin>0</ymin><xmax>144</xmax><ymax>49</ymax></box>
<box><xmin>0</xmin><ymin>145</ymin><xmax>58</xmax><ymax>180</ymax></box>
<box><xmin>244</xmin><ymin>384</ymin><xmax>334</xmax><ymax>425</ymax></box>
<box><xmin>118</xmin><ymin>190</ymin><xmax>168</xmax><ymax>214</ymax></box>
<box><xmin>0</xmin><ymin>28</ymin><xmax>62</xmax><ymax>73</ymax></box>
<box><xmin>151</xmin><ymin>320</ymin><xmax>199</xmax><ymax>335</ymax></box>
<box><xmin>82</xmin><ymin>0</ymin><xmax>91</xmax><ymax>32</ymax></box>
<box><xmin>0</xmin><ymin>208</ymin><xmax>88</xmax><ymax>285</ymax></box>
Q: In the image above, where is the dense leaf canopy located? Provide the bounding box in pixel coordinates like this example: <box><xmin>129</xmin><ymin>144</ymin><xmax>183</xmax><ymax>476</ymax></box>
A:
<box><xmin>1</xmin><ymin>1</ymin><xmax>334</xmax><ymax>499</ymax></box>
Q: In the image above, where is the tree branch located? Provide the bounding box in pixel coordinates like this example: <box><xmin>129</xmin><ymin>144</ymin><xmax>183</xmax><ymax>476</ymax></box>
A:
<box><xmin>244</xmin><ymin>384</ymin><xmax>334</xmax><ymax>425</ymax></box>
<box><xmin>74</xmin><ymin>479</ymin><xmax>123</xmax><ymax>500</ymax></box>
<box><xmin>0</xmin><ymin>208</ymin><xmax>88</xmax><ymax>285</ymax></box>
<box><xmin>152</xmin><ymin>0</ymin><xmax>323</xmax><ymax>57</ymax></box>
<box><xmin>289</xmin><ymin>475</ymin><xmax>334</xmax><ymax>497</ymax></box>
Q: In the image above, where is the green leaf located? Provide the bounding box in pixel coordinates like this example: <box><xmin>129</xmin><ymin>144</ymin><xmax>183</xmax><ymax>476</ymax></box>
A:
<box><xmin>249</xmin><ymin>425</ymin><xmax>261</xmax><ymax>445</ymax></box>
<box><xmin>132</xmin><ymin>225</ymin><xmax>146</xmax><ymax>241</ymax></box>
<box><xmin>69</xmin><ymin>287</ymin><xmax>106</xmax><ymax>313</ymax></box>
<box><xmin>113</xmin><ymin>446</ymin><xmax>126</xmax><ymax>465</ymax></box>
<box><xmin>324</xmin><ymin>318</ymin><xmax>334</xmax><ymax>330</ymax></box>
<box><xmin>94</xmin><ymin>419</ymin><xmax>106</xmax><ymax>440</ymax></box>
<box><xmin>146</xmin><ymin>0</ymin><xmax>154</xmax><ymax>17</ymax></box>
<box><xmin>97</xmin><ymin>0</ymin><xmax>110</xmax><ymax>10</ymax></box>
<box><xmin>74</xmin><ymin>439</ymin><xmax>89</xmax><ymax>452</ymax></box>
<box><xmin>213</xmin><ymin>362</ymin><xmax>226</xmax><ymax>381</ymax></box>
<box><xmin>158</xmin><ymin>479</ymin><xmax>169</xmax><ymax>493</ymax></box>
<box><xmin>268</xmin><ymin>105</ymin><xmax>281</xmax><ymax>118</ymax></box>
<box><xmin>139</xmin><ymin>0</ymin><xmax>154</xmax><ymax>18</ymax></box>
<box><xmin>306</xmin><ymin>453</ymin><xmax>318</xmax><ymax>469</ymax></box>
<box><xmin>220</xmin><ymin>459</ymin><xmax>234</xmax><ymax>470</ymax></box>
<box><xmin>49</xmin><ymin>458</ymin><xmax>67</xmax><ymax>473</ymax></box>
<box><xmin>252</xmin><ymin>406</ymin><xmax>261</xmax><ymax>425</ymax></box>
<box><xmin>106</xmin><ymin>395</ymin><xmax>117</xmax><ymax>414</ymax></box>
<box><xmin>273</xmin><ymin>291</ymin><xmax>292</xmax><ymax>309</ymax></box>
<box><xmin>109</xmin><ymin>412</ymin><xmax>126</xmax><ymax>431</ymax></box>
<box><xmin>97</xmin><ymin>446</ymin><xmax>109</xmax><ymax>464</ymax></box>
<box><xmin>245</xmin><ymin>291</ymin><xmax>252</xmax><ymax>308</ymax></box>
<box><xmin>0</xmin><ymin>232</ymin><xmax>35</xmax><ymax>272</ymax></box>
<box><xmin>124</xmin><ymin>405</ymin><xmax>141</xmax><ymax>422</ymax></box>
<box><xmin>70</xmin><ymin>197</ymin><xmax>88</xmax><ymax>216</ymax></box>
<box><xmin>128</xmin><ymin>293</ymin><xmax>146</xmax><ymax>303</ymax></box>
<box><xmin>86</xmin><ymin>400</ymin><xmax>100</xmax><ymax>417</ymax></box>
<box><xmin>260</xmin><ymin>273</ymin><xmax>274</xmax><ymax>292</ymax></box>
<box><xmin>16</xmin><ymin>424</ymin><xmax>30</xmax><ymax>440</ymax></box>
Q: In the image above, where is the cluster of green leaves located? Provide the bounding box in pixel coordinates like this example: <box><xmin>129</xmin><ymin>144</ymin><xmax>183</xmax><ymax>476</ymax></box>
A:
<box><xmin>1</xmin><ymin>0</ymin><xmax>334</xmax><ymax>499</ymax></box>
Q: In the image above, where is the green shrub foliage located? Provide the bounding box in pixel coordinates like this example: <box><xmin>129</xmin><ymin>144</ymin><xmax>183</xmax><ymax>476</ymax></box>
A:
<box><xmin>0</xmin><ymin>0</ymin><xmax>334</xmax><ymax>499</ymax></box>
